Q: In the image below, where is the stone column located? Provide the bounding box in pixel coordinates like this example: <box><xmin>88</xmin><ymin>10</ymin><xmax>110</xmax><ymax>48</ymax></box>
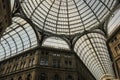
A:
<box><xmin>34</xmin><ymin>50</ymin><xmax>40</xmax><ymax>66</ymax></box>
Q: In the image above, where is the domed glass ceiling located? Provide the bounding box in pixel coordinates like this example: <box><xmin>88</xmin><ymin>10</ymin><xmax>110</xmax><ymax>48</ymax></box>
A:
<box><xmin>19</xmin><ymin>0</ymin><xmax>116</xmax><ymax>35</ymax></box>
<box><xmin>0</xmin><ymin>0</ymin><xmax>119</xmax><ymax>80</ymax></box>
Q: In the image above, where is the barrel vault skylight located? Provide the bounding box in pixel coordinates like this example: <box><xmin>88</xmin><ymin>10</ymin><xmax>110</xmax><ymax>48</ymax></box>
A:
<box><xmin>0</xmin><ymin>17</ymin><xmax>38</xmax><ymax>61</ymax></box>
<box><xmin>74</xmin><ymin>32</ymin><xmax>114</xmax><ymax>80</ymax></box>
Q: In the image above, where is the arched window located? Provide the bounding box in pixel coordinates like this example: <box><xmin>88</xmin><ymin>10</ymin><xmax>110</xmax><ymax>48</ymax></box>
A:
<box><xmin>42</xmin><ymin>37</ymin><xmax>70</xmax><ymax>50</ymax></box>
<box><xmin>11</xmin><ymin>78</ymin><xmax>14</xmax><ymax>80</ymax></box>
<box><xmin>18</xmin><ymin>76</ymin><xmax>22</xmax><ymax>80</ymax></box>
<box><xmin>31</xmin><ymin>58</ymin><xmax>35</xmax><ymax>66</ymax></box>
<box><xmin>66</xmin><ymin>75</ymin><xmax>73</xmax><ymax>80</ymax></box>
<box><xmin>40</xmin><ymin>73</ymin><xmax>47</xmax><ymax>80</ymax></box>
<box><xmin>27</xmin><ymin>74</ymin><xmax>32</xmax><ymax>80</ymax></box>
<box><xmin>21</xmin><ymin>61</ymin><xmax>26</xmax><ymax>68</ymax></box>
<box><xmin>40</xmin><ymin>57</ymin><xmax>48</xmax><ymax>66</ymax></box>
<box><xmin>52</xmin><ymin>59</ymin><xmax>60</xmax><ymax>68</ymax></box>
<box><xmin>53</xmin><ymin>74</ymin><xmax>60</xmax><ymax>80</ymax></box>
<box><xmin>29</xmin><ymin>58</ymin><xmax>35</xmax><ymax>67</ymax></box>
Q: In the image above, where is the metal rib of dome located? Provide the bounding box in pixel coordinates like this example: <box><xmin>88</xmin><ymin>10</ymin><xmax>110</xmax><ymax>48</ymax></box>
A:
<box><xmin>11</xmin><ymin>0</ymin><xmax>15</xmax><ymax>12</ymax></box>
<box><xmin>19</xmin><ymin>0</ymin><xmax>116</xmax><ymax>35</ymax></box>
<box><xmin>0</xmin><ymin>17</ymin><xmax>38</xmax><ymax>61</ymax></box>
<box><xmin>74</xmin><ymin>32</ymin><xmax>114</xmax><ymax>80</ymax></box>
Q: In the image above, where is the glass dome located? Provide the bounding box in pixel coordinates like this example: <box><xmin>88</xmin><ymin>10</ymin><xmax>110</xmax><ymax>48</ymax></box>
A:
<box><xmin>19</xmin><ymin>0</ymin><xmax>116</xmax><ymax>35</ymax></box>
<box><xmin>0</xmin><ymin>0</ymin><xmax>119</xmax><ymax>80</ymax></box>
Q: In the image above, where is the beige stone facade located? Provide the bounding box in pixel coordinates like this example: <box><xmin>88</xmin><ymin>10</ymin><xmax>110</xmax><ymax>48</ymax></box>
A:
<box><xmin>108</xmin><ymin>26</ymin><xmax>120</xmax><ymax>79</ymax></box>
<box><xmin>0</xmin><ymin>0</ymin><xmax>11</xmax><ymax>37</ymax></box>
<box><xmin>0</xmin><ymin>47</ymin><xmax>95</xmax><ymax>80</ymax></box>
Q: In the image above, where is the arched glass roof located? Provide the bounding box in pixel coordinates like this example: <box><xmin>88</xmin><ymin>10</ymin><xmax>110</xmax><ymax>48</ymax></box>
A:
<box><xmin>107</xmin><ymin>7</ymin><xmax>120</xmax><ymax>36</ymax></box>
<box><xmin>42</xmin><ymin>37</ymin><xmax>70</xmax><ymax>50</ymax></box>
<box><xmin>19</xmin><ymin>0</ymin><xmax>116</xmax><ymax>35</ymax></box>
<box><xmin>0</xmin><ymin>0</ymin><xmax>119</xmax><ymax>79</ymax></box>
<box><xmin>0</xmin><ymin>17</ymin><xmax>38</xmax><ymax>61</ymax></box>
<box><xmin>74</xmin><ymin>32</ymin><xmax>114</xmax><ymax>80</ymax></box>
